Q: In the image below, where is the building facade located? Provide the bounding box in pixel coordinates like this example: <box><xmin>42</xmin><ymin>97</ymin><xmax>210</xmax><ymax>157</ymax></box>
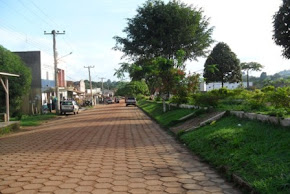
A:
<box><xmin>14</xmin><ymin>51</ymin><xmax>42</xmax><ymax>114</ymax></box>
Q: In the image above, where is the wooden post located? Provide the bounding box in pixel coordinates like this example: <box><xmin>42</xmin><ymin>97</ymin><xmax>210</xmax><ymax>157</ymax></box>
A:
<box><xmin>0</xmin><ymin>72</ymin><xmax>19</xmax><ymax>122</ymax></box>
<box><xmin>5</xmin><ymin>77</ymin><xmax>9</xmax><ymax>122</ymax></box>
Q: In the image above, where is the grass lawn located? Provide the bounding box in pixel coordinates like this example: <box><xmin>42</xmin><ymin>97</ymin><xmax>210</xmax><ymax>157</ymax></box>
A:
<box><xmin>18</xmin><ymin>113</ymin><xmax>57</xmax><ymax>126</ymax></box>
<box><xmin>180</xmin><ymin>116</ymin><xmax>290</xmax><ymax>194</ymax></box>
<box><xmin>138</xmin><ymin>99</ymin><xmax>197</xmax><ymax>128</ymax></box>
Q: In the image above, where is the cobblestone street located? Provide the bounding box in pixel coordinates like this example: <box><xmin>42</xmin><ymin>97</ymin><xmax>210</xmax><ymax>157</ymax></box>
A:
<box><xmin>0</xmin><ymin>102</ymin><xmax>241</xmax><ymax>194</ymax></box>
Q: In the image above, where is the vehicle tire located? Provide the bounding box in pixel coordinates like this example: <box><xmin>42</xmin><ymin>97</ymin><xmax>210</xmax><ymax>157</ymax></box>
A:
<box><xmin>74</xmin><ymin>112</ymin><xmax>76</xmax><ymax>115</ymax></box>
<box><xmin>77</xmin><ymin>111</ymin><xmax>79</xmax><ymax>114</ymax></box>
<box><xmin>126</xmin><ymin>104</ymin><xmax>128</xmax><ymax>106</ymax></box>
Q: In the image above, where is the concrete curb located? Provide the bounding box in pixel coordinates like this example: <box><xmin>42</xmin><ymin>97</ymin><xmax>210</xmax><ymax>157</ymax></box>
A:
<box><xmin>230</xmin><ymin>111</ymin><xmax>290</xmax><ymax>127</ymax></box>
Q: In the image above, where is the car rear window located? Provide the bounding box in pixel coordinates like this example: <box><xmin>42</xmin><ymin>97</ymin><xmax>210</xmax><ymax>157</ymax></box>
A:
<box><xmin>62</xmin><ymin>101</ymin><xmax>73</xmax><ymax>105</ymax></box>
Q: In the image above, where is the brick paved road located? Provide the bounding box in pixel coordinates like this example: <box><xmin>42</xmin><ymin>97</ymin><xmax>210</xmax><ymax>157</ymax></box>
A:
<box><xmin>0</xmin><ymin>102</ymin><xmax>241</xmax><ymax>194</ymax></box>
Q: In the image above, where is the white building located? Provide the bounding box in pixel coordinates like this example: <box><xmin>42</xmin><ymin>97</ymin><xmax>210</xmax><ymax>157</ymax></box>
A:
<box><xmin>199</xmin><ymin>82</ymin><xmax>253</xmax><ymax>91</ymax></box>
<box><xmin>206</xmin><ymin>82</ymin><xmax>252</xmax><ymax>91</ymax></box>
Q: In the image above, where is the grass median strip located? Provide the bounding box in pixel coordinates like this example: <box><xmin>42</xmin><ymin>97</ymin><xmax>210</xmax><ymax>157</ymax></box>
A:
<box><xmin>138</xmin><ymin>99</ymin><xmax>197</xmax><ymax>128</ymax></box>
<box><xmin>138</xmin><ymin>99</ymin><xmax>290</xmax><ymax>194</ymax></box>
<box><xmin>180</xmin><ymin>116</ymin><xmax>290</xmax><ymax>194</ymax></box>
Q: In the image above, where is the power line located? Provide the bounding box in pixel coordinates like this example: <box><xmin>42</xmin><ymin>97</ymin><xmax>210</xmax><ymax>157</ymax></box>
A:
<box><xmin>0</xmin><ymin>0</ymin><xmax>72</xmax><ymax>54</ymax></box>
<box><xmin>0</xmin><ymin>25</ymin><xmax>53</xmax><ymax>55</ymax></box>
<box><xmin>17</xmin><ymin>0</ymin><xmax>53</xmax><ymax>29</ymax></box>
<box><xmin>29</xmin><ymin>0</ymin><xmax>61</xmax><ymax>29</ymax></box>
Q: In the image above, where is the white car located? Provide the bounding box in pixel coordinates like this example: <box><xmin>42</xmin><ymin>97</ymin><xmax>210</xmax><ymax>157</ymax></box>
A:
<box><xmin>61</xmin><ymin>100</ymin><xmax>79</xmax><ymax>115</ymax></box>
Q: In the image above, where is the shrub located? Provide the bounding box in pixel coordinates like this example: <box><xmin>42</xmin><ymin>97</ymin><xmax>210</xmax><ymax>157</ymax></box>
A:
<box><xmin>192</xmin><ymin>92</ymin><xmax>219</xmax><ymax>107</ymax></box>
<box><xmin>267</xmin><ymin>87</ymin><xmax>290</xmax><ymax>109</ymax></box>
<box><xmin>246</xmin><ymin>89</ymin><xmax>266</xmax><ymax>110</ymax></box>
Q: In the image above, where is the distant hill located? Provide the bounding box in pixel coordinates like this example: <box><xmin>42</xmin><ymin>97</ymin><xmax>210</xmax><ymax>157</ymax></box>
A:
<box><xmin>278</xmin><ymin>70</ymin><xmax>290</xmax><ymax>77</ymax></box>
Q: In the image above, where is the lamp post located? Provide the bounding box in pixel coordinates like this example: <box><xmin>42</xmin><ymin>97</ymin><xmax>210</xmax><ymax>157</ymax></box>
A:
<box><xmin>55</xmin><ymin>52</ymin><xmax>72</xmax><ymax>113</ymax></box>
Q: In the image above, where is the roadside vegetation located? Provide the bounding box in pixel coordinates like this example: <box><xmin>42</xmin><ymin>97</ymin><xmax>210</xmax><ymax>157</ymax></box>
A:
<box><xmin>138</xmin><ymin>98</ymin><xmax>199</xmax><ymax>128</ymax></box>
<box><xmin>180</xmin><ymin>116</ymin><xmax>290</xmax><ymax>194</ymax></box>
<box><xmin>185</xmin><ymin>87</ymin><xmax>290</xmax><ymax>118</ymax></box>
<box><xmin>11</xmin><ymin>113</ymin><xmax>57</xmax><ymax>127</ymax></box>
<box><xmin>137</xmin><ymin>98</ymin><xmax>290</xmax><ymax>194</ymax></box>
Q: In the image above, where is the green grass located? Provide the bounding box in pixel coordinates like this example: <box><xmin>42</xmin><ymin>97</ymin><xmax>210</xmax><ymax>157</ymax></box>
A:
<box><xmin>19</xmin><ymin>113</ymin><xmax>57</xmax><ymax>126</ymax></box>
<box><xmin>138</xmin><ymin>99</ymin><xmax>197</xmax><ymax>127</ymax></box>
<box><xmin>217</xmin><ymin>99</ymin><xmax>290</xmax><ymax>118</ymax></box>
<box><xmin>0</xmin><ymin>122</ymin><xmax>20</xmax><ymax>136</ymax></box>
<box><xmin>180</xmin><ymin>116</ymin><xmax>290</xmax><ymax>194</ymax></box>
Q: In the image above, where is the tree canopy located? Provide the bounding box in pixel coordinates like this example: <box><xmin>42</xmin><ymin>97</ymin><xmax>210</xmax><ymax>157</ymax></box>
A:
<box><xmin>203</xmin><ymin>42</ymin><xmax>241</xmax><ymax>87</ymax></box>
<box><xmin>113</xmin><ymin>0</ymin><xmax>214</xmax><ymax>62</ymax></box>
<box><xmin>241</xmin><ymin>62</ymin><xmax>263</xmax><ymax>88</ymax></box>
<box><xmin>273</xmin><ymin>0</ymin><xmax>290</xmax><ymax>59</ymax></box>
<box><xmin>0</xmin><ymin>45</ymin><xmax>32</xmax><ymax>116</ymax></box>
<box><xmin>115</xmin><ymin>80</ymin><xmax>149</xmax><ymax>97</ymax></box>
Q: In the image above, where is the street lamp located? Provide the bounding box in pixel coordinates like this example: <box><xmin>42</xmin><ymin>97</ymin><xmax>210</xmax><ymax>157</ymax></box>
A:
<box><xmin>55</xmin><ymin>52</ymin><xmax>72</xmax><ymax>114</ymax></box>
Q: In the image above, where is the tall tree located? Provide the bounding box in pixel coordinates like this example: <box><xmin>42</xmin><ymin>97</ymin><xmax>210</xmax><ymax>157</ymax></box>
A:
<box><xmin>241</xmin><ymin>62</ymin><xmax>263</xmax><ymax>88</ymax></box>
<box><xmin>203</xmin><ymin>42</ymin><xmax>241</xmax><ymax>87</ymax></box>
<box><xmin>0</xmin><ymin>45</ymin><xmax>32</xmax><ymax>116</ymax></box>
<box><xmin>113</xmin><ymin>0</ymin><xmax>213</xmax><ymax>62</ymax></box>
<box><xmin>273</xmin><ymin>0</ymin><xmax>290</xmax><ymax>59</ymax></box>
<box><xmin>260</xmin><ymin>72</ymin><xmax>267</xmax><ymax>80</ymax></box>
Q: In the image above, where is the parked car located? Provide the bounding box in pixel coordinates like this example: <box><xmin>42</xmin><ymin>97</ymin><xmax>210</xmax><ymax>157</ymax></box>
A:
<box><xmin>106</xmin><ymin>98</ymin><xmax>113</xmax><ymax>104</ymax></box>
<box><xmin>115</xmin><ymin>97</ymin><xmax>120</xmax><ymax>103</ymax></box>
<box><xmin>126</xmin><ymin>97</ymin><xmax>137</xmax><ymax>106</ymax></box>
<box><xmin>61</xmin><ymin>100</ymin><xmax>79</xmax><ymax>115</ymax></box>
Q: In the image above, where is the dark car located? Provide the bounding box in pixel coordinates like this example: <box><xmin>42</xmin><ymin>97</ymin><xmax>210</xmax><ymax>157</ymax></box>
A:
<box><xmin>106</xmin><ymin>98</ymin><xmax>113</xmax><ymax>104</ymax></box>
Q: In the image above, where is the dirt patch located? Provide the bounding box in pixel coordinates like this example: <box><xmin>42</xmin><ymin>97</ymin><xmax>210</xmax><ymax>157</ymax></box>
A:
<box><xmin>170</xmin><ymin>111</ymin><xmax>223</xmax><ymax>134</ymax></box>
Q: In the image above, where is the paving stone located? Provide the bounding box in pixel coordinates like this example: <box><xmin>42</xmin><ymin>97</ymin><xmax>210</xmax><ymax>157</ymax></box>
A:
<box><xmin>1</xmin><ymin>187</ymin><xmax>23</xmax><ymax>193</ymax></box>
<box><xmin>128</xmin><ymin>183</ymin><xmax>147</xmax><ymax>188</ymax></box>
<box><xmin>53</xmin><ymin>189</ymin><xmax>74</xmax><ymax>194</ymax></box>
<box><xmin>129</xmin><ymin>188</ymin><xmax>148</xmax><ymax>193</ymax></box>
<box><xmin>91</xmin><ymin>189</ymin><xmax>112</xmax><ymax>194</ymax></box>
<box><xmin>112</xmin><ymin>186</ymin><xmax>128</xmax><ymax>192</ymax></box>
<box><xmin>112</xmin><ymin>180</ymin><xmax>129</xmax><ymax>186</ymax></box>
<box><xmin>75</xmin><ymin>186</ymin><xmax>94</xmax><ymax>192</ymax></box>
<box><xmin>39</xmin><ymin>186</ymin><xmax>58</xmax><ymax>192</ymax></box>
<box><xmin>23</xmin><ymin>183</ymin><xmax>43</xmax><ymax>189</ymax></box>
<box><xmin>203</xmin><ymin>186</ymin><xmax>223</xmax><ymax>192</ymax></box>
<box><xmin>165</xmin><ymin>187</ymin><xmax>186</xmax><ymax>193</ymax></box>
<box><xmin>182</xmin><ymin>183</ymin><xmax>202</xmax><ymax>190</ymax></box>
<box><xmin>58</xmin><ymin>183</ymin><xmax>78</xmax><ymax>189</ymax></box>
<box><xmin>16</xmin><ymin>190</ymin><xmax>38</xmax><ymax>194</ymax></box>
<box><xmin>0</xmin><ymin>103</ymin><xmax>241</xmax><ymax>194</ymax></box>
<box><xmin>186</xmin><ymin>190</ymin><xmax>210</xmax><ymax>194</ymax></box>
<box><xmin>160</xmin><ymin>177</ymin><xmax>179</xmax><ymax>182</ymax></box>
<box><xmin>94</xmin><ymin>183</ymin><xmax>113</xmax><ymax>189</ymax></box>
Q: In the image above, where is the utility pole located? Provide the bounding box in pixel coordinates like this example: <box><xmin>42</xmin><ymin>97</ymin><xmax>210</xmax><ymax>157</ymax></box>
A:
<box><xmin>44</xmin><ymin>30</ymin><xmax>65</xmax><ymax>114</ymax></box>
<box><xmin>99</xmin><ymin>77</ymin><xmax>105</xmax><ymax>98</ymax></box>
<box><xmin>84</xmin><ymin>66</ymin><xmax>95</xmax><ymax>106</ymax></box>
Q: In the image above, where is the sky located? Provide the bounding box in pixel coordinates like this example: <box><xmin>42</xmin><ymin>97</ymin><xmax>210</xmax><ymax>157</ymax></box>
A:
<box><xmin>0</xmin><ymin>0</ymin><xmax>288</xmax><ymax>82</ymax></box>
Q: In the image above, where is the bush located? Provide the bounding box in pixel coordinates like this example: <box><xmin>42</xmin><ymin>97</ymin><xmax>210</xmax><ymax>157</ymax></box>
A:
<box><xmin>170</xmin><ymin>91</ymin><xmax>189</xmax><ymax>105</ymax></box>
<box><xmin>267</xmin><ymin>87</ymin><xmax>290</xmax><ymax>109</ymax></box>
<box><xmin>246</xmin><ymin>89</ymin><xmax>266</xmax><ymax>110</ymax></box>
<box><xmin>192</xmin><ymin>92</ymin><xmax>219</xmax><ymax>107</ymax></box>
<box><xmin>136</xmin><ymin>94</ymin><xmax>146</xmax><ymax>101</ymax></box>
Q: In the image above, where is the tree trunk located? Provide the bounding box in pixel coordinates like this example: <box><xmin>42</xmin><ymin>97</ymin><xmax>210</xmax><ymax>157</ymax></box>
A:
<box><xmin>162</xmin><ymin>99</ymin><xmax>166</xmax><ymax>113</ymax></box>
<box><xmin>247</xmin><ymin>70</ymin><xmax>249</xmax><ymax>89</ymax></box>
